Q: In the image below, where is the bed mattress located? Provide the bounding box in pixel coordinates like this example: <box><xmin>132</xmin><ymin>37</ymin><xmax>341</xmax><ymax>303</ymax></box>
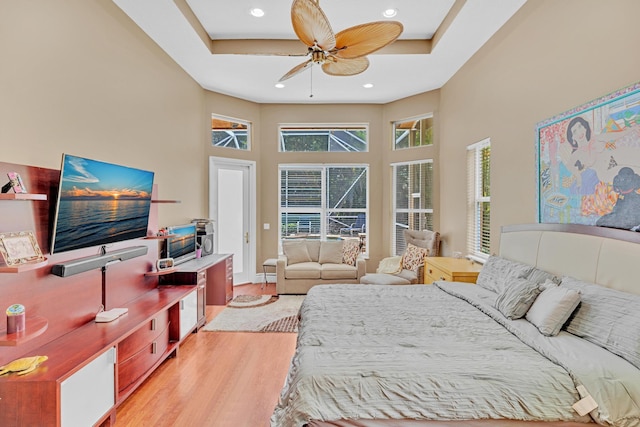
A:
<box><xmin>271</xmin><ymin>283</ymin><xmax>640</xmax><ymax>427</ymax></box>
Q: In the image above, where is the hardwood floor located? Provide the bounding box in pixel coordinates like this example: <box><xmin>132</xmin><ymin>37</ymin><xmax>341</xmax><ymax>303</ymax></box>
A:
<box><xmin>114</xmin><ymin>283</ymin><xmax>297</xmax><ymax>427</ymax></box>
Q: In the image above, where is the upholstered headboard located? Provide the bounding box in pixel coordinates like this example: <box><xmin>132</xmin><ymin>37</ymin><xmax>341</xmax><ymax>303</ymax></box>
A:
<box><xmin>500</xmin><ymin>224</ymin><xmax>640</xmax><ymax>296</ymax></box>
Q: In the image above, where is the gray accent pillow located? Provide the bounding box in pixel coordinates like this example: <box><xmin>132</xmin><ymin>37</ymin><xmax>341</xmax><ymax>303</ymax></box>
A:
<box><xmin>562</xmin><ymin>276</ymin><xmax>640</xmax><ymax>369</ymax></box>
<box><xmin>525</xmin><ymin>284</ymin><xmax>581</xmax><ymax>336</ymax></box>
<box><xmin>282</xmin><ymin>240</ymin><xmax>312</xmax><ymax>265</ymax></box>
<box><xmin>318</xmin><ymin>241</ymin><xmax>344</xmax><ymax>264</ymax></box>
<box><xmin>527</xmin><ymin>268</ymin><xmax>561</xmax><ymax>285</ymax></box>
<box><xmin>476</xmin><ymin>255</ymin><xmax>534</xmax><ymax>294</ymax></box>
<box><xmin>494</xmin><ymin>278</ymin><xmax>541</xmax><ymax>320</ymax></box>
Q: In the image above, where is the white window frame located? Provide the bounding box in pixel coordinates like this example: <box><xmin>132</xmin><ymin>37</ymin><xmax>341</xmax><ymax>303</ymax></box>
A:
<box><xmin>211</xmin><ymin>114</ymin><xmax>251</xmax><ymax>151</ymax></box>
<box><xmin>392</xmin><ymin>114</ymin><xmax>434</xmax><ymax>150</ymax></box>
<box><xmin>467</xmin><ymin>138</ymin><xmax>491</xmax><ymax>263</ymax></box>
<box><xmin>391</xmin><ymin>159</ymin><xmax>434</xmax><ymax>256</ymax></box>
<box><xmin>278</xmin><ymin>164</ymin><xmax>369</xmax><ymax>253</ymax></box>
<box><xmin>278</xmin><ymin>123</ymin><xmax>369</xmax><ymax>152</ymax></box>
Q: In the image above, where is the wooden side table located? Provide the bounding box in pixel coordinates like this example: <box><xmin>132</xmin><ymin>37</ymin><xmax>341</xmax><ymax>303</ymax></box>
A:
<box><xmin>424</xmin><ymin>257</ymin><xmax>483</xmax><ymax>284</ymax></box>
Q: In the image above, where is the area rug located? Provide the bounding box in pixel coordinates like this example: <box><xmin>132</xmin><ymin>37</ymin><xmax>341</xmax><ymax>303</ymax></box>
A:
<box><xmin>227</xmin><ymin>294</ymin><xmax>277</xmax><ymax>308</ymax></box>
<box><xmin>202</xmin><ymin>295</ymin><xmax>305</xmax><ymax>333</ymax></box>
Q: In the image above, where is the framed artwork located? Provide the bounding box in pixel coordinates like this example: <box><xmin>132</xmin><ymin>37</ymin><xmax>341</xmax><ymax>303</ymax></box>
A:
<box><xmin>536</xmin><ymin>81</ymin><xmax>640</xmax><ymax>231</ymax></box>
<box><xmin>0</xmin><ymin>231</ymin><xmax>45</xmax><ymax>266</ymax></box>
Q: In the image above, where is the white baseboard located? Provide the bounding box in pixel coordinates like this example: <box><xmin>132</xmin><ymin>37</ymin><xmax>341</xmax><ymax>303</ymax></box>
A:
<box><xmin>253</xmin><ymin>273</ymin><xmax>276</xmax><ymax>284</ymax></box>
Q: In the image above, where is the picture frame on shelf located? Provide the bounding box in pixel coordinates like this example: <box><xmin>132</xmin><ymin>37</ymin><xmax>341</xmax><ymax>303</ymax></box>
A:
<box><xmin>1</xmin><ymin>172</ymin><xmax>27</xmax><ymax>194</ymax></box>
<box><xmin>0</xmin><ymin>231</ymin><xmax>45</xmax><ymax>266</ymax></box>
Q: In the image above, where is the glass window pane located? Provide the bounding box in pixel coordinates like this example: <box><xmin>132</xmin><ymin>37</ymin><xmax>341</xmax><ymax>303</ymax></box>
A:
<box><xmin>393</xmin><ymin>116</ymin><xmax>433</xmax><ymax>150</ymax></box>
<box><xmin>280</xmin><ymin>169</ymin><xmax>322</xmax><ymax>207</ymax></box>
<box><xmin>328</xmin><ymin>211</ymin><xmax>366</xmax><ymax>236</ymax></box>
<box><xmin>281</xmin><ymin>213</ymin><xmax>322</xmax><ymax>237</ymax></box>
<box><xmin>327</xmin><ymin>167</ymin><xmax>367</xmax><ymax>209</ymax></box>
<box><xmin>280</xmin><ymin>126</ymin><xmax>368</xmax><ymax>152</ymax></box>
<box><xmin>211</xmin><ymin>115</ymin><xmax>250</xmax><ymax>150</ymax></box>
<box><xmin>392</xmin><ymin>160</ymin><xmax>434</xmax><ymax>256</ymax></box>
<box><xmin>279</xmin><ymin>165</ymin><xmax>368</xmax><ymax>252</ymax></box>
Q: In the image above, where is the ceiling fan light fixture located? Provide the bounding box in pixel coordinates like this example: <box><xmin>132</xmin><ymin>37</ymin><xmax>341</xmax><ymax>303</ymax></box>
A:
<box><xmin>383</xmin><ymin>8</ymin><xmax>398</xmax><ymax>18</ymax></box>
<box><xmin>250</xmin><ymin>8</ymin><xmax>265</xmax><ymax>18</ymax></box>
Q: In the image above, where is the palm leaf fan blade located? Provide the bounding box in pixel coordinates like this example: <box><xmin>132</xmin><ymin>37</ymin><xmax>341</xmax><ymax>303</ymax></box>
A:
<box><xmin>333</xmin><ymin>21</ymin><xmax>403</xmax><ymax>59</ymax></box>
<box><xmin>322</xmin><ymin>57</ymin><xmax>369</xmax><ymax>77</ymax></box>
<box><xmin>279</xmin><ymin>59</ymin><xmax>313</xmax><ymax>82</ymax></box>
<box><xmin>291</xmin><ymin>0</ymin><xmax>336</xmax><ymax>50</ymax></box>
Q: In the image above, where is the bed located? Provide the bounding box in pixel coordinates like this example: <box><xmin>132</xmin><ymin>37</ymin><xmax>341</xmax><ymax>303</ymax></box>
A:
<box><xmin>271</xmin><ymin>224</ymin><xmax>640</xmax><ymax>427</ymax></box>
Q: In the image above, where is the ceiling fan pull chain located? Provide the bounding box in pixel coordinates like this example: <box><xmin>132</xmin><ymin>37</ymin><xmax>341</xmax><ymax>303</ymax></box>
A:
<box><xmin>309</xmin><ymin>65</ymin><xmax>314</xmax><ymax>98</ymax></box>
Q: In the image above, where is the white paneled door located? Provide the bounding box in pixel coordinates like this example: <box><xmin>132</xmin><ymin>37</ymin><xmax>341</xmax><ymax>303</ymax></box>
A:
<box><xmin>209</xmin><ymin>157</ymin><xmax>256</xmax><ymax>285</ymax></box>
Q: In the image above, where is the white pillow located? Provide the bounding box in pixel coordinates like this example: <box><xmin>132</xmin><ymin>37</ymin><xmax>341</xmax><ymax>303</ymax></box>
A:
<box><xmin>525</xmin><ymin>284</ymin><xmax>581</xmax><ymax>336</ymax></box>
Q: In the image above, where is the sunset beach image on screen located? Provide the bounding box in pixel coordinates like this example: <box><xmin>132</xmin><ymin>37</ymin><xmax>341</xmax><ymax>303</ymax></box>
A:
<box><xmin>50</xmin><ymin>154</ymin><xmax>155</xmax><ymax>254</ymax></box>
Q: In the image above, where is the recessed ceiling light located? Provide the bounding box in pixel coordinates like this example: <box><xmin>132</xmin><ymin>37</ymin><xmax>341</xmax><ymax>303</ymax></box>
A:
<box><xmin>250</xmin><ymin>8</ymin><xmax>265</xmax><ymax>18</ymax></box>
<box><xmin>275</xmin><ymin>83</ymin><xmax>285</xmax><ymax>88</ymax></box>
<box><xmin>363</xmin><ymin>83</ymin><xmax>374</xmax><ymax>89</ymax></box>
<box><xmin>382</xmin><ymin>8</ymin><xmax>398</xmax><ymax>18</ymax></box>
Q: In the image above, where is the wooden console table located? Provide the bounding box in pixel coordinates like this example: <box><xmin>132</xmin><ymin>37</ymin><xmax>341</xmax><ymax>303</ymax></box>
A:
<box><xmin>0</xmin><ymin>286</ymin><xmax>197</xmax><ymax>427</ymax></box>
<box><xmin>160</xmin><ymin>253</ymin><xmax>233</xmax><ymax>313</ymax></box>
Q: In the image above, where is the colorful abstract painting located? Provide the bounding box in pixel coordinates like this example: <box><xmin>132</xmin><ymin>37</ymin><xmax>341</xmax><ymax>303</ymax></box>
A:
<box><xmin>536</xmin><ymin>82</ymin><xmax>640</xmax><ymax>231</ymax></box>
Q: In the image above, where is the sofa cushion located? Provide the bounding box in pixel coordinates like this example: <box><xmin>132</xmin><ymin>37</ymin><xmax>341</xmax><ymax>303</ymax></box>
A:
<box><xmin>319</xmin><ymin>241</ymin><xmax>344</xmax><ymax>264</ymax></box>
<box><xmin>342</xmin><ymin>239</ymin><xmax>360</xmax><ymax>266</ymax></box>
<box><xmin>404</xmin><ymin>229</ymin><xmax>439</xmax><ymax>256</ymax></box>
<box><xmin>402</xmin><ymin>243</ymin><xmax>429</xmax><ymax>272</ymax></box>
<box><xmin>285</xmin><ymin>262</ymin><xmax>321</xmax><ymax>279</ymax></box>
<box><xmin>360</xmin><ymin>273</ymin><xmax>411</xmax><ymax>285</ymax></box>
<box><xmin>377</xmin><ymin>256</ymin><xmax>403</xmax><ymax>274</ymax></box>
<box><xmin>321</xmin><ymin>263</ymin><xmax>357</xmax><ymax>280</ymax></box>
<box><xmin>282</xmin><ymin>240</ymin><xmax>312</xmax><ymax>265</ymax></box>
<box><xmin>305</xmin><ymin>240</ymin><xmax>321</xmax><ymax>262</ymax></box>
<box><xmin>396</xmin><ymin>269</ymin><xmax>418</xmax><ymax>283</ymax></box>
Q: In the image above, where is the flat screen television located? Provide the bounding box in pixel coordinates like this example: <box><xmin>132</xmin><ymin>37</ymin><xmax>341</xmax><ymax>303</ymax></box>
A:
<box><xmin>50</xmin><ymin>154</ymin><xmax>155</xmax><ymax>254</ymax></box>
<box><xmin>163</xmin><ymin>224</ymin><xmax>197</xmax><ymax>265</ymax></box>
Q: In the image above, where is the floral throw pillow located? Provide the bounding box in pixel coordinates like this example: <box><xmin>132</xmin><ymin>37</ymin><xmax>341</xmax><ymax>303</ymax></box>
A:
<box><xmin>342</xmin><ymin>239</ymin><xmax>360</xmax><ymax>266</ymax></box>
<box><xmin>402</xmin><ymin>243</ymin><xmax>429</xmax><ymax>272</ymax></box>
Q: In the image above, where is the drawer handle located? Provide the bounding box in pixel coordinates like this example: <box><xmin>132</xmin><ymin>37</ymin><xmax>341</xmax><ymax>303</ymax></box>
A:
<box><xmin>151</xmin><ymin>318</ymin><xmax>156</xmax><ymax>331</ymax></box>
<box><xmin>152</xmin><ymin>341</ymin><xmax>157</xmax><ymax>354</ymax></box>
<box><xmin>440</xmin><ymin>276</ymin><xmax>446</xmax><ymax>281</ymax></box>
<box><xmin>428</xmin><ymin>269</ymin><xmax>433</xmax><ymax>274</ymax></box>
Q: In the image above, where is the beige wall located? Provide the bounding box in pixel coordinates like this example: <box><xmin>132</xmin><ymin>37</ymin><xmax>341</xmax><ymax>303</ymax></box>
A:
<box><xmin>1</xmin><ymin>0</ymin><xmax>205</xmax><ymax>225</ymax></box>
<box><xmin>5</xmin><ymin>1</ymin><xmax>640</xmax><ymax>276</ymax></box>
<box><xmin>439</xmin><ymin>0</ymin><xmax>640</xmax><ymax>254</ymax></box>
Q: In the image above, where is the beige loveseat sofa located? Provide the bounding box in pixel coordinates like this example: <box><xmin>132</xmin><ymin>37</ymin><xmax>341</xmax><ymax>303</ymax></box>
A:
<box><xmin>276</xmin><ymin>239</ymin><xmax>366</xmax><ymax>294</ymax></box>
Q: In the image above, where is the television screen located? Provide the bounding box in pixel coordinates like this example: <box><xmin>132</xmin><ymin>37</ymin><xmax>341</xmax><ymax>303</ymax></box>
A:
<box><xmin>164</xmin><ymin>224</ymin><xmax>197</xmax><ymax>265</ymax></box>
<box><xmin>50</xmin><ymin>154</ymin><xmax>155</xmax><ymax>254</ymax></box>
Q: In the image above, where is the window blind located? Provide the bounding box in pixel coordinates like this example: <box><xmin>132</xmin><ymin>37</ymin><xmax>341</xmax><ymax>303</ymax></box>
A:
<box><xmin>467</xmin><ymin>139</ymin><xmax>491</xmax><ymax>261</ymax></box>
<box><xmin>392</xmin><ymin>160</ymin><xmax>434</xmax><ymax>256</ymax></box>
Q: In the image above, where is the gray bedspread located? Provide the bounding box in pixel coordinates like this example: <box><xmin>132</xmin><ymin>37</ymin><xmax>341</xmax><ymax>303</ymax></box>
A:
<box><xmin>271</xmin><ymin>284</ymin><xmax>640</xmax><ymax>427</ymax></box>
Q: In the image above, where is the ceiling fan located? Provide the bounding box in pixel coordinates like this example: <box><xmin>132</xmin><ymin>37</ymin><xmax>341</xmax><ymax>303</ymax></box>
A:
<box><xmin>279</xmin><ymin>0</ymin><xmax>404</xmax><ymax>82</ymax></box>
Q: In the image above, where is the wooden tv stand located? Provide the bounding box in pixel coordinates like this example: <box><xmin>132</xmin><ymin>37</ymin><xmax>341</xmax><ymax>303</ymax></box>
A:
<box><xmin>160</xmin><ymin>253</ymin><xmax>234</xmax><ymax>309</ymax></box>
<box><xmin>0</xmin><ymin>286</ymin><xmax>198</xmax><ymax>427</ymax></box>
